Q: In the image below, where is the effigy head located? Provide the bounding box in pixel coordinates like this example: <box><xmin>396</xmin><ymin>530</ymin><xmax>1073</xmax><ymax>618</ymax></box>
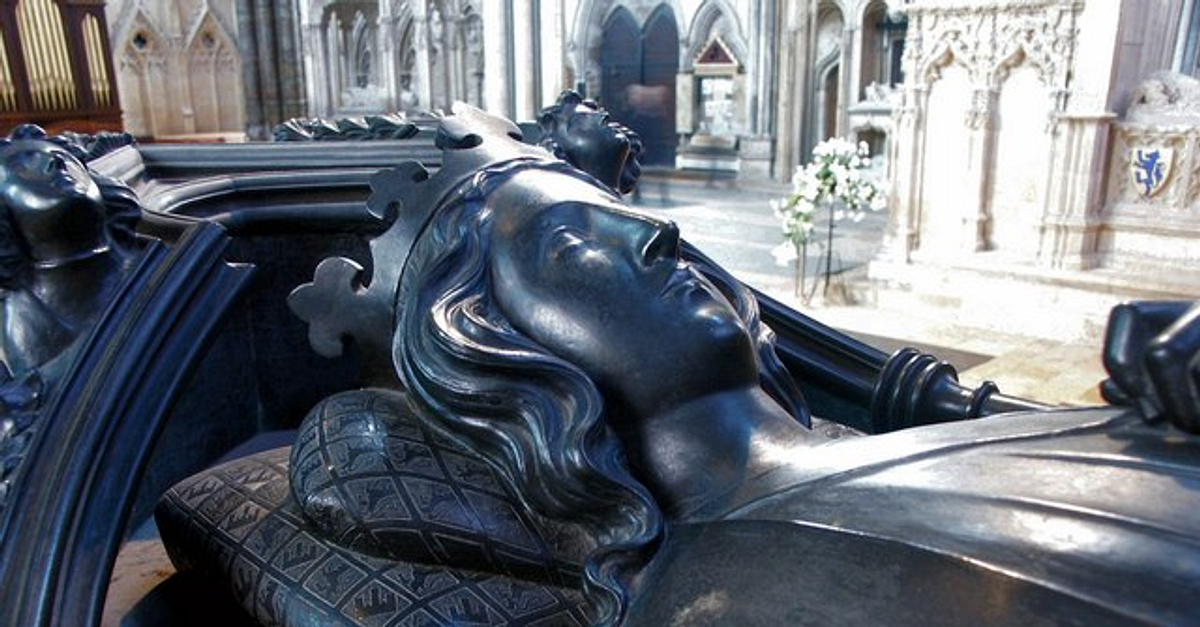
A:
<box><xmin>481</xmin><ymin>168</ymin><xmax>759</xmax><ymax>418</ymax></box>
<box><xmin>288</xmin><ymin>102</ymin><xmax>805</xmax><ymax>624</ymax></box>
<box><xmin>383</xmin><ymin>104</ymin><xmax>673</xmax><ymax>627</ymax></box>
<box><xmin>0</xmin><ymin>127</ymin><xmax>109</xmax><ymax>272</ymax></box>
<box><xmin>537</xmin><ymin>90</ymin><xmax>643</xmax><ymax>195</ymax></box>
<box><xmin>385</xmin><ymin>103</ymin><xmax>763</xmax><ymax>425</ymax></box>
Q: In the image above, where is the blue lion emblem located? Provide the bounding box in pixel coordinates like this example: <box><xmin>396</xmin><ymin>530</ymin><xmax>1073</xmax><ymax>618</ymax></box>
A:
<box><xmin>1133</xmin><ymin>149</ymin><xmax>1166</xmax><ymax>197</ymax></box>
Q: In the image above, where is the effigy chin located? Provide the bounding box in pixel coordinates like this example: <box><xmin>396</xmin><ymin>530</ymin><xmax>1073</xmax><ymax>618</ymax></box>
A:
<box><xmin>138</xmin><ymin>99</ymin><xmax>1200</xmax><ymax>627</ymax></box>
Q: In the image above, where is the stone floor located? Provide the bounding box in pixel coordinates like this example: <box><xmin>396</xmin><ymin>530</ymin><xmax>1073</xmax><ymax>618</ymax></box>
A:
<box><xmin>633</xmin><ymin>174</ymin><xmax>1114</xmax><ymax>407</ymax></box>
<box><xmin>103</xmin><ymin>534</ymin><xmax>254</xmax><ymax>626</ymax></box>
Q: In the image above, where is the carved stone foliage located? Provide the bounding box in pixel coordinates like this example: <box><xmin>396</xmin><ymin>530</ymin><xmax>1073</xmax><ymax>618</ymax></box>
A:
<box><xmin>1127</xmin><ymin>72</ymin><xmax>1200</xmax><ymax>126</ymax></box>
<box><xmin>907</xmin><ymin>1</ymin><xmax>1079</xmax><ymax>99</ymax></box>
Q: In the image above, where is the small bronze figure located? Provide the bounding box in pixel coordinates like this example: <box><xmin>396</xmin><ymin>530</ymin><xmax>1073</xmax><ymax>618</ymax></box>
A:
<box><xmin>536</xmin><ymin>90</ymin><xmax>643</xmax><ymax>195</ymax></box>
<box><xmin>0</xmin><ymin>125</ymin><xmax>138</xmax><ymax>381</ymax></box>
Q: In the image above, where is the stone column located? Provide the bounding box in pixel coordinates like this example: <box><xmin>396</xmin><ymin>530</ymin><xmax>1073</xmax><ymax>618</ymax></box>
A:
<box><xmin>838</xmin><ymin>23</ymin><xmax>856</xmax><ymax>137</ymax></box>
<box><xmin>1039</xmin><ymin>112</ymin><xmax>1112</xmax><ymax>270</ymax></box>
<box><xmin>378</xmin><ymin>9</ymin><xmax>396</xmax><ymax>111</ymax></box>
<box><xmin>538</xmin><ymin>0</ymin><xmax>565</xmax><ymax>106</ymax></box>
<box><xmin>307</xmin><ymin>23</ymin><xmax>327</xmax><ymax>117</ymax></box>
<box><xmin>876</xmin><ymin>84</ymin><xmax>925</xmax><ymax>265</ymax></box>
<box><xmin>773</xmin><ymin>0</ymin><xmax>817</xmax><ymax>179</ymax></box>
<box><xmin>276</xmin><ymin>1</ymin><xmax>305</xmax><ymax>121</ymax></box>
<box><xmin>512</xmin><ymin>0</ymin><xmax>538</xmax><ymax>119</ymax></box>
<box><xmin>411</xmin><ymin>2</ymin><xmax>432</xmax><ymax>112</ymax></box>
<box><xmin>330</xmin><ymin>18</ymin><xmax>345</xmax><ymax>113</ymax></box>
<box><xmin>253</xmin><ymin>0</ymin><xmax>280</xmax><ymax>130</ymax></box>
<box><xmin>757</xmin><ymin>0</ymin><xmax>777</xmax><ymax>136</ymax></box>
<box><xmin>962</xmin><ymin>87</ymin><xmax>996</xmax><ymax>252</ymax></box>
<box><xmin>482</xmin><ymin>0</ymin><xmax>511</xmax><ymax>118</ymax></box>
<box><xmin>232</xmin><ymin>0</ymin><xmax>307</xmax><ymax>134</ymax></box>
<box><xmin>1036</xmin><ymin>1</ymin><xmax>1118</xmax><ymax>270</ymax></box>
<box><xmin>849</xmin><ymin>14</ymin><xmax>864</xmax><ymax>107</ymax></box>
<box><xmin>235</xmin><ymin>0</ymin><xmax>264</xmax><ymax>136</ymax></box>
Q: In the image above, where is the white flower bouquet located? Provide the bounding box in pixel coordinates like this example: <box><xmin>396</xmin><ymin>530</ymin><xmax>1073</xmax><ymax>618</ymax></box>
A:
<box><xmin>771</xmin><ymin>137</ymin><xmax>886</xmax><ymax>297</ymax></box>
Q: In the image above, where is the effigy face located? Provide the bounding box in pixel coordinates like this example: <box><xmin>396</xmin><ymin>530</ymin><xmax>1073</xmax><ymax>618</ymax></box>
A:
<box><xmin>537</xmin><ymin>90</ymin><xmax>643</xmax><ymax>194</ymax></box>
<box><xmin>0</xmin><ymin>140</ymin><xmax>107</xmax><ymax>265</ymax></box>
<box><xmin>486</xmin><ymin>169</ymin><xmax>759</xmax><ymax>416</ymax></box>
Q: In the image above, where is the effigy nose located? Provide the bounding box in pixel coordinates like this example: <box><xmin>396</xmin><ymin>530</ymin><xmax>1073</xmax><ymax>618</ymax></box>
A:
<box><xmin>639</xmin><ymin>218</ymin><xmax>680</xmax><ymax>265</ymax></box>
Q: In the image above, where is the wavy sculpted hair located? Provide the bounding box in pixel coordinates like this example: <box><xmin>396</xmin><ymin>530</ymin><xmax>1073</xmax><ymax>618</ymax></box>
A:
<box><xmin>394</xmin><ymin>160</ymin><xmax>807</xmax><ymax>625</ymax></box>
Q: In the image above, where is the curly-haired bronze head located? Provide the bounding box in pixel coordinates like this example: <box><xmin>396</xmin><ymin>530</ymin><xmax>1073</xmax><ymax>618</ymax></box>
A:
<box><xmin>537</xmin><ymin>90</ymin><xmax>643</xmax><ymax>195</ymax></box>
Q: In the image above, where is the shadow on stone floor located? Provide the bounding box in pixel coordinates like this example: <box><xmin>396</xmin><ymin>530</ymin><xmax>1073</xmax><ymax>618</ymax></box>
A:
<box><xmin>112</xmin><ymin>571</ymin><xmax>256</xmax><ymax>627</ymax></box>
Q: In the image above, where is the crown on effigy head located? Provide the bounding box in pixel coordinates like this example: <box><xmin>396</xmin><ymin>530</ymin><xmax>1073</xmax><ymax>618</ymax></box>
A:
<box><xmin>365</xmin><ymin>102</ymin><xmax>559</xmax><ymax>299</ymax></box>
<box><xmin>285</xmin><ymin>103</ymin><xmax>564</xmax><ymax>363</ymax></box>
<box><xmin>288</xmin><ymin>102</ymin><xmax>609</xmax><ymax>363</ymax></box>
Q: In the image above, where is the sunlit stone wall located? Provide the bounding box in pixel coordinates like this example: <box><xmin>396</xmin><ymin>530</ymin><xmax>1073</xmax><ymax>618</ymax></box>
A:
<box><xmin>1100</xmin><ymin>73</ymin><xmax>1200</xmax><ymax>285</ymax></box>
<box><xmin>882</xmin><ymin>0</ymin><xmax>1185</xmax><ymax>277</ymax></box>
<box><xmin>105</xmin><ymin>1</ymin><xmax>246</xmax><ymax>139</ymax></box>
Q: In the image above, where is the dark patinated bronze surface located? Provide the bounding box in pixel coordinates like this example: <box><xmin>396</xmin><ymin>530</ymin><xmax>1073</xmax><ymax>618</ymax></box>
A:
<box><xmin>2</xmin><ymin>101</ymin><xmax>1199</xmax><ymax>627</ymax></box>
<box><xmin>158</xmin><ymin>104</ymin><xmax>1200</xmax><ymax>626</ymax></box>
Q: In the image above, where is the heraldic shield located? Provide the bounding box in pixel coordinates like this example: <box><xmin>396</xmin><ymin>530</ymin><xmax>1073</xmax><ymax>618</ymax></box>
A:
<box><xmin>1129</xmin><ymin>146</ymin><xmax>1173</xmax><ymax>198</ymax></box>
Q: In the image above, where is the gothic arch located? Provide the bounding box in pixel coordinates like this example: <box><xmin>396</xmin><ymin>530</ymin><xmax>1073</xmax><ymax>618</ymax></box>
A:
<box><xmin>418</xmin><ymin>0</ymin><xmax>482</xmax><ymax>111</ymax></box>
<box><xmin>572</xmin><ymin>0</ymin><xmax>619</xmax><ymax>93</ymax></box>
<box><xmin>307</xmin><ymin>0</ymin><xmax>335</xmax><ymax>21</ymax></box>
<box><xmin>920</xmin><ymin>43</ymin><xmax>973</xmax><ymax>86</ymax></box>
<box><xmin>989</xmin><ymin>45</ymin><xmax>1052</xmax><ymax>92</ymax></box>
<box><xmin>349</xmin><ymin>10</ymin><xmax>375</xmax><ymax>88</ymax></box>
<box><xmin>820</xmin><ymin>0</ymin><xmax>851</xmax><ymax>22</ymax></box>
<box><xmin>383</xmin><ymin>1</ymin><xmax>414</xmax><ymax>28</ymax></box>
<box><xmin>816</xmin><ymin>57</ymin><xmax>841</xmax><ymax>141</ymax></box>
<box><xmin>684</xmin><ymin>0</ymin><xmax>747</xmax><ymax>70</ymax></box>
<box><xmin>185</xmin><ymin>9</ymin><xmax>243</xmax><ymax>133</ymax></box>
<box><xmin>600</xmin><ymin>6</ymin><xmax>639</xmax><ymax>111</ymax></box>
<box><xmin>380</xmin><ymin>1</ymin><xmax>414</xmax><ymax>108</ymax></box>
<box><xmin>571</xmin><ymin>0</ymin><xmax>685</xmax><ymax>96</ymax></box>
<box><xmin>114</xmin><ymin>9</ymin><xmax>165</xmax><ymax>136</ymax></box>
<box><xmin>854</xmin><ymin>0</ymin><xmax>884</xmax><ymax>25</ymax></box>
<box><xmin>315</xmin><ymin>1</ymin><xmax>381</xmax><ymax>113</ymax></box>
<box><xmin>595</xmin><ymin>3</ymin><xmax>678</xmax><ymax>165</ymax></box>
<box><xmin>986</xmin><ymin>58</ymin><xmax>1053</xmax><ymax>256</ymax></box>
<box><xmin>454</xmin><ymin>6</ymin><xmax>484</xmax><ymax>106</ymax></box>
<box><xmin>916</xmin><ymin>60</ymin><xmax>973</xmax><ymax>256</ymax></box>
<box><xmin>394</xmin><ymin>17</ymin><xmax>417</xmax><ymax>104</ymax></box>
<box><xmin>811</xmin><ymin>1</ymin><xmax>844</xmax><ymax>142</ymax></box>
<box><xmin>814</xmin><ymin>1</ymin><xmax>844</xmax><ymax>64</ymax></box>
<box><xmin>857</xmin><ymin>0</ymin><xmax>890</xmax><ymax>92</ymax></box>
<box><xmin>113</xmin><ymin>6</ymin><xmax>164</xmax><ymax>60</ymax></box>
